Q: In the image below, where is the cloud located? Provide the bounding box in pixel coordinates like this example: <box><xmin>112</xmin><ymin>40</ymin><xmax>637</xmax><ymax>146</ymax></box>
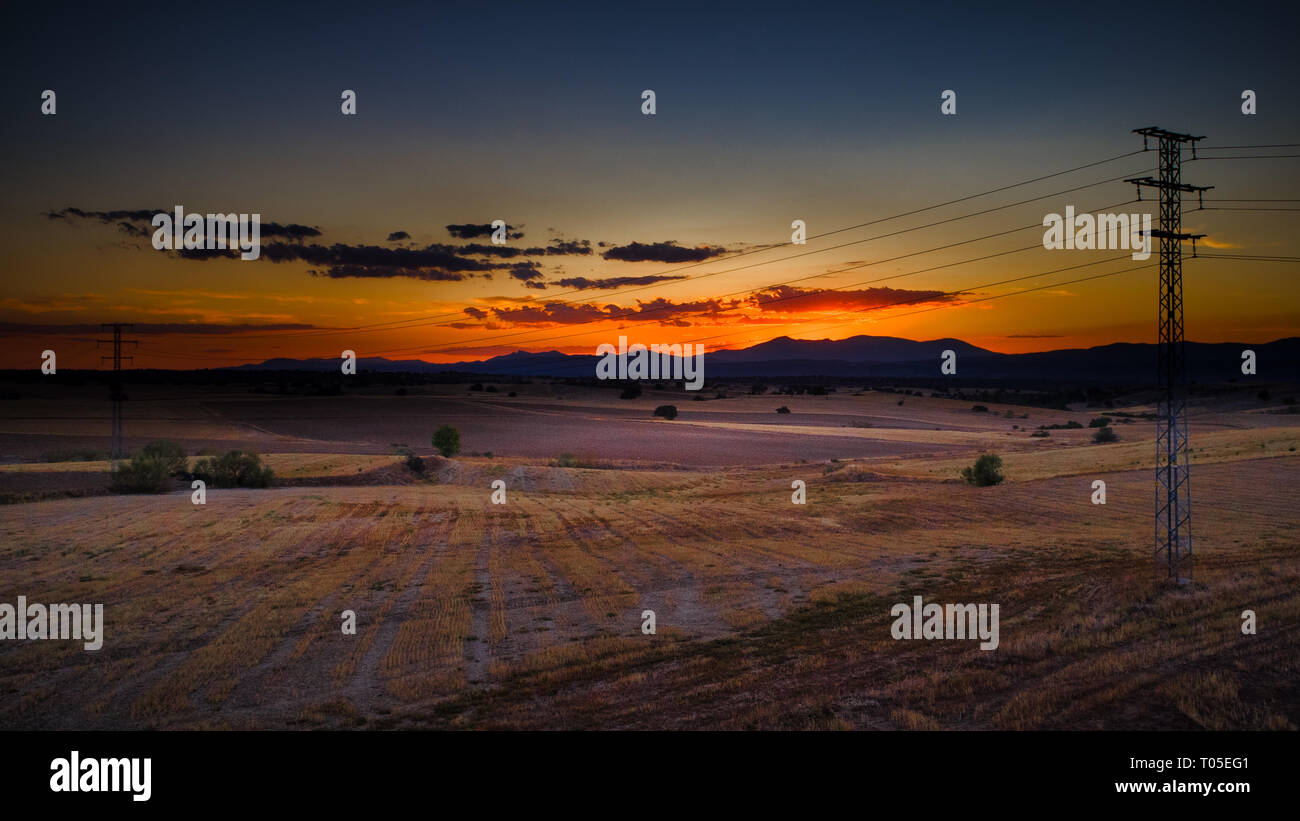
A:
<box><xmin>552</xmin><ymin>274</ymin><xmax>688</xmax><ymax>290</ymax></box>
<box><xmin>46</xmin><ymin>207</ymin><xmax>322</xmax><ymax>242</ymax></box>
<box><xmin>750</xmin><ymin>285</ymin><xmax>956</xmax><ymax>313</ymax></box>
<box><xmin>308</xmin><ymin>265</ymin><xmax>469</xmax><ymax>282</ymax></box>
<box><xmin>447</xmin><ymin>222</ymin><xmax>524</xmax><ymax>240</ymax></box>
<box><xmin>46</xmin><ymin>207</ymin><xmax>599</xmax><ymax>281</ymax></box>
<box><xmin>601</xmin><ymin>240</ymin><xmax>726</xmax><ymax>263</ymax></box>
<box><xmin>480</xmin><ymin>295</ymin><xmax>739</xmax><ymax>327</ymax></box>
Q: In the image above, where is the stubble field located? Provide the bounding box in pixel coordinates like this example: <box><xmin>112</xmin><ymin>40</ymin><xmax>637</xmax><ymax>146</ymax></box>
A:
<box><xmin>0</xmin><ymin>382</ymin><xmax>1296</xmax><ymax>729</ymax></box>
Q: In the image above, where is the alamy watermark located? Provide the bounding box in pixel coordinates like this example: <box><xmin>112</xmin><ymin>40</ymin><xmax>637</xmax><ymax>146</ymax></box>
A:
<box><xmin>1043</xmin><ymin>205</ymin><xmax>1151</xmax><ymax>260</ymax></box>
<box><xmin>890</xmin><ymin>595</ymin><xmax>999</xmax><ymax>651</ymax></box>
<box><xmin>50</xmin><ymin>751</ymin><xmax>150</xmax><ymax>801</ymax></box>
<box><xmin>595</xmin><ymin>335</ymin><xmax>705</xmax><ymax>390</ymax></box>
<box><xmin>151</xmin><ymin>205</ymin><xmax>260</xmax><ymax>260</ymax></box>
<box><xmin>0</xmin><ymin>596</ymin><xmax>103</xmax><ymax>650</ymax></box>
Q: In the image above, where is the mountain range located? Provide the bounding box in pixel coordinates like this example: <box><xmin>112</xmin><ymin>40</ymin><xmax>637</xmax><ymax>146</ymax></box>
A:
<box><xmin>227</xmin><ymin>335</ymin><xmax>1300</xmax><ymax>383</ymax></box>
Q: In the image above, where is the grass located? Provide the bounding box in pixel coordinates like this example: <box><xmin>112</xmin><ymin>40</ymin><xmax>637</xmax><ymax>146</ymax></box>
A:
<box><xmin>0</xmin><ymin>393</ymin><xmax>1295</xmax><ymax>730</ymax></box>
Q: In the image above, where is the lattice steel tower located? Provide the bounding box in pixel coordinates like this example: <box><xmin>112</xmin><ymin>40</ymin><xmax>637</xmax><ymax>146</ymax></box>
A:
<box><xmin>1126</xmin><ymin>127</ymin><xmax>1212</xmax><ymax>586</ymax></box>
<box><xmin>97</xmin><ymin>323</ymin><xmax>137</xmax><ymax>470</ymax></box>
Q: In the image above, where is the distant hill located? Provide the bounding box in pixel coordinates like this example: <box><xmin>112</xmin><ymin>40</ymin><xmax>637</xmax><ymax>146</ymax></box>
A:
<box><xmin>225</xmin><ymin>336</ymin><xmax>1300</xmax><ymax>383</ymax></box>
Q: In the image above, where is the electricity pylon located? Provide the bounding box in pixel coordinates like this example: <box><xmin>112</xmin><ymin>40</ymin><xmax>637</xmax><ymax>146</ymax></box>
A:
<box><xmin>1126</xmin><ymin>127</ymin><xmax>1212</xmax><ymax>586</ymax></box>
<box><xmin>97</xmin><ymin>323</ymin><xmax>138</xmax><ymax>470</ymax></box>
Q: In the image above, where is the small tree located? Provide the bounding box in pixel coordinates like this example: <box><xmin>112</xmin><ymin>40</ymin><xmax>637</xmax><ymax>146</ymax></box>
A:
<box><xmin>110</xmin><ymin>452</ymin><xmax>173</xmax><ymax>493</ymax></box>
<box><xmin>653</xmin><ymin>404</ymin><xmax>678</xmax><ymax>420</ymax></box>
<box><xmin>775</xmin><ymin>405</ymin><xmax>791</xmax><ymax>414</ymax></box>
<box><xmin>961</xmin><ymin>453</ymin><xmax>1004</xmax><ymax>487</ymax></box>
<box><xmin>191</xmin><ymin>450</ymin><xmax>274</xmax><ymax>488</ymax></box>
<box><xmin>139</xmin><ymin>440</ymin><xmax>187</xmax><ymax>476</ymax></box>
<box><xmin>1092</xmin><ymin>426</ymin><xmax>1119</xmax><ymax>444</ymax></box>
<box><xmin>1088</xmin><ymin>417</ymin><xmax>1111</xmax><ymax>428</ymax></box>
<box><xmin>620</xmin><ymin>383</ymin><xmax>643</xmax><ymax>399</ymax></box>
<box><xmin>432</xmin><ymin>425</ymin><xmax>461</xmax><ymax>457</ymax></box>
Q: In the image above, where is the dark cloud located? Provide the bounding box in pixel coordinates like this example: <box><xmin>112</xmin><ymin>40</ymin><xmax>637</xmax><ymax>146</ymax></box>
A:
<box><xmin>46</xmin><ymin>207</ymin><xmax>322</xmax><ymax>242</ymax></box>
<box><xmin>308</xmin><ymin>265</ymin><xmax>468</xmax><ymax>282</ymax></box>
<box><xmin>545</xmin><ymin>239</ymin><xmax>593</xmax><ymax>255</ymax></box>
<box><xmin>386</xmin><ymin>231</ymin><xmax>411</xmax><ymax>241</ymax></box>
<box><xmin>263</xmin><ymin>242</ymin><xmax>498</xmax><ymax>280</ymax></box>
<box><xmin>750</xmin><ymin>285</ymin><xmax>956</xmax><ymax>313</ymax></box>
<box><xmin>463</xmin><ymin>306</ymin><xmax>488</xmax><ymax>319</ymax></box>
<box><xmin>508</xmin><ymin>263</ymin><xmax>545</xmax><ymax>282</ymax></box>
<box><xmin>552</xmin><ymin>274</ymin><xmax>688</xmax><ymax>290</ymax></box>
<box><xmin>482</xmin><ymin>296</ymin><xmax>737</xmax><ymax>327</ymax></box>
<box><xmin>446</xmin><ymin>222</ymin><xmax>524</xmax><ymax>240</ymax></box>
<box><xmin>601</xmin><ymin>241</ymin><xmax>726</xmax><ymax>263</ymax></box>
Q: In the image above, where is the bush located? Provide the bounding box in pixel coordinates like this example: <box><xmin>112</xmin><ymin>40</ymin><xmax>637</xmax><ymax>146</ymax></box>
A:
<box><xmin>1088</xmin><ymin>417</ymin><xmax>1111</xmax><ymax>428</ymax></box>
<box><xmin>1258</xmin><ymin>390</ymin><xmax>1271</xmax><ymax>402</ymax></box>
<box><xmin>1092</xmin><ymin>427</ymin><xmax>1119</xmax><ymax>444</ymax></box>
<box><xmin>110</xmin><ymin>453</ymin><xmax>174</xmax><ymax>493</ymax></box>
<box><xmin>620</xmin><ymin>384</ymin><xmax>643</xmax><ymax>400</ymax></box>
<box><xmin>404</xmin><ymin>454</ymin><xmax>426</xmax><ymax>474</ymax></box>
<box><xmin>961</xmin><ymin>453</ymin><xmax>1004</xmax><ymax>487</ymax></box>
<box><xmin>432</xmin><ymin>425</ymin><xmax>461</xmax><ymax>458</ymax></box>
<box><xmin>554</xmin><ymin>452</ymin><xmax>577</xmax><ymax>467</ymax></box>
<box><xmin>1030</xmin><ymin>430</ymin><xmax>1050</xmax><ymax>438</ymax></box>
<box><xmin>191</xmin><ymin>450</ymin><xmax>274</xmax><ymax>488</ymax></box>
<box><xmin>139</xmin><ymin>440</ymin><xmax>187</xmax><ymax>475</ymax></box>
<box><xmin>972</xmin><ymin>405</ymin><xmax>989</xmax><ymax>413</ymax></box>
<box><xmin>653</xmin><ymin>404</ymin><xmax>678</xmax><ymax>420</ymax></box>
<box><xmin>776</xmin><ymin>406</ymin><xmax>791</xmax><ymax>414</ymax></box>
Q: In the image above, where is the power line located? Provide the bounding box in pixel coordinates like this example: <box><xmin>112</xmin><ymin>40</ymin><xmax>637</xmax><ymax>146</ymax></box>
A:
<box><xmin>1196</xmin><ymin>207</ymin><xmax>1300</xmax><ymax>212</ymax></box>
<box><xmin>167</xmin><ymin>152</ymin><xmax>1151</xmax><ymax>342</ymax></box>
<box><xmin>1190</xmin><ymin>154</ymin><xmax>1300</xmax><ymax>160</ymax></box>
<box><xmin>325</xmin><ymin>254</ymin><xmax>1152</xmax><ymax>378</ymax></box>
<box><xmin>1191</xmin><ymin>143</ymin><xmax>1300</xmax><ymax>150</ymax></box>
<box><xmin>353</xmin><ymin>198</ymin><xmax>1139</xmax><ymax>359</ymax></box>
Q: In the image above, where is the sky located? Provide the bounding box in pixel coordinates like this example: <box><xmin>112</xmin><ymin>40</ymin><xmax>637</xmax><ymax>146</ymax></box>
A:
<box><xmin>1</xmin><ymin>0</ymin><xmax>1298</xmax><ymax>370</ymax></box>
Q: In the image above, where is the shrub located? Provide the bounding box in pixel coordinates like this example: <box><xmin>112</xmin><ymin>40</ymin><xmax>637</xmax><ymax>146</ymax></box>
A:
<box><xmin>620</xmin><ymin>384</ymin><xmax>643</xmax><ymax>399</ymax></box>
<box><xmin>139</xmin><ymin>440</ymin><xmax>187</xmax><ymax>475</ymax></box>
<box><xmin>972</xmin><ymin>405</ymin><xmax>989</xmax><ymax>413</ymax></box>
<box><xmin>191</xmin><ymin>450</ymin><xmax>274</xmax><ymax>488</ymax></box>
<box><xmin>404</xmin><ymin>454</ymin><xmax>426</xmax><ymax>474</ymax></box>
<box><xmin>110</xmin><ymin>453</ymin><xmax>174</xmax><ymax>493</ymax></box>
<box><xmin>653</xmin><ymin>404</ymin><xmax>678</xmax><ymax>420</ymax></box>
<box><xmin>508</xmin><ymin>391</ymin><xmax>517</xmax><ymax>397</ymax></box>
<box><xmin>1092</xmin><ymin>427</ymin><xmax>1119</xmax><ymax>444</ymax></box>
<box><xmin>776</xmin><ymin>406</ymin><xmax>791</xmax><ymax>414</ymax></box>
<box><xmin>554</xmin><ymin>452</ymin><xmax>577</xmax><ymax>467</ymax></box>
<box><xmin>1030</xmin><ymin>430</ymin><xmax>1050</xmax><ymax>438</ymax></box>
<box><xmin>1088</xmin><ymin>417</ymin><xmax>1111</xmax><ymax>428</ymax></box>
<box><xmin>1258</xmin><ymin>389</ymin><xmax>1271</xmax><ymax>402</ymax></box>
<box><xmin>470</xmin><ymin>383</ymin><xmax>484</xmax><ymax>392</ymax></box>
<box><xmin>961</xmin><ymin>453</ymin><xmax>1004</xmax><ymax>487</ymax></box>
<box><xmin>432</xmin><ymin>425</ymin><xmax>461</xmax><ymax>458</ymax></box>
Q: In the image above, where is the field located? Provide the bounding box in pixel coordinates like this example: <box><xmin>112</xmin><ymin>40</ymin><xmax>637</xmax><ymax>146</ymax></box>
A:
<box><xmin>1</xmin><ymin>381</ymin><xmax>1297</xmax><ymax>729</ymax></box>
